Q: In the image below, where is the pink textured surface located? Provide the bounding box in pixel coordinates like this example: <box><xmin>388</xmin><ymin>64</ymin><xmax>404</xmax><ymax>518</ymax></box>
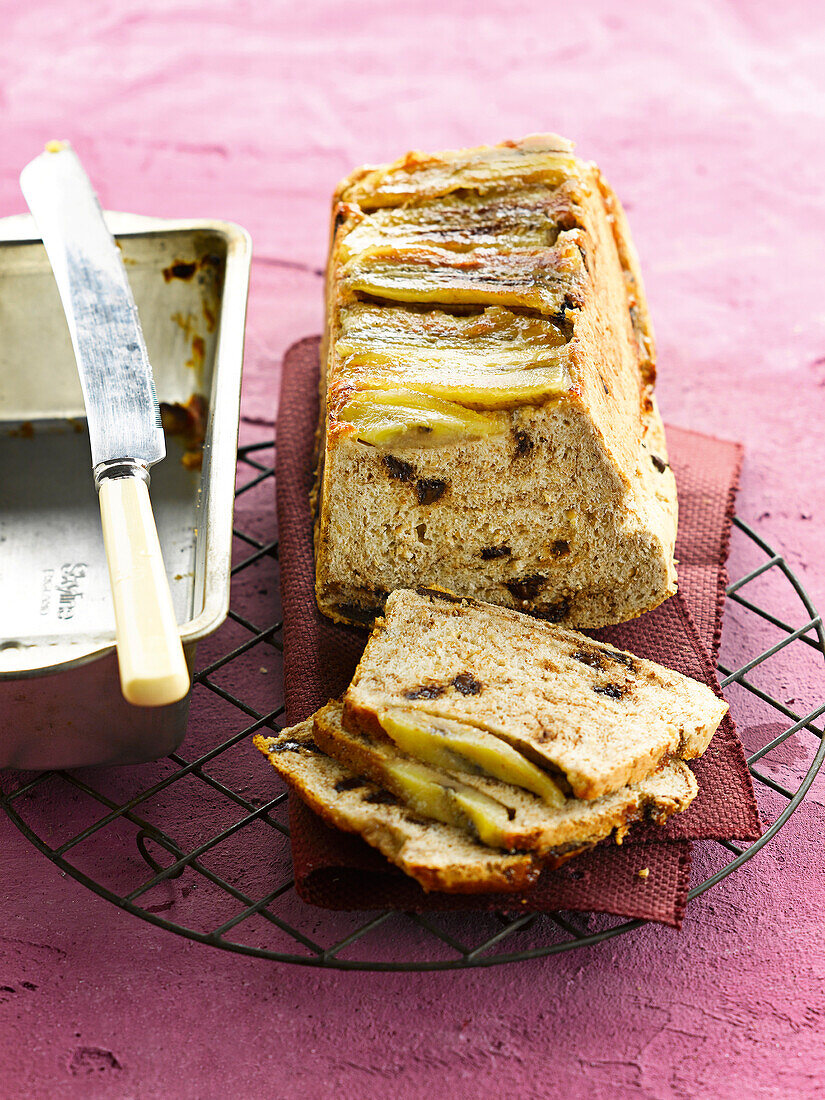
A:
<box><xmin>1</xmin><ymin>2</ymin><xmax>824</xmax><ymax>1097</ymax></box>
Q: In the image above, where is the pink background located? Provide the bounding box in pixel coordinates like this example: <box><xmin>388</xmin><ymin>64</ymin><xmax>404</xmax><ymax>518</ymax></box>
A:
<box><xmin>1</xmin><ymin>2</ymin><xmax>824</xmax><ymax>1096</ymax></box>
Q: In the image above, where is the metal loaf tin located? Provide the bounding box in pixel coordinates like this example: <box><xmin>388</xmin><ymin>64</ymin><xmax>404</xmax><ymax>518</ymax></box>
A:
<box><xmin>0</xmin><ymin>212</ymin><xmax>251</xmax><ymax>769</ymax></box>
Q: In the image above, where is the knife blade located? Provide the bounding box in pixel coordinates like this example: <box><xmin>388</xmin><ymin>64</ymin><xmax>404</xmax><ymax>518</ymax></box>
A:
<box><xmin>20</xmin><ymin>141</ymin><xmax>189</xmax><ymax>707</ymax></box>
<box><xmin>20</xmin><ymin>142</ymin><xmax>166</xmax><ymax>476</ymax></box>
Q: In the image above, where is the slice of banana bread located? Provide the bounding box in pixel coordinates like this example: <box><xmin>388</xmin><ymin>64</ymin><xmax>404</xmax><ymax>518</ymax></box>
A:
<box><xmin>345</xmin><ymin>589</ymin><xmax>728</xmax><ymax>801</ymax></box>
<box><xmin>253</xmin><ymin>720</ymin><xmax>541</xmax><ymax>893</ymax></box>
<box><xmin>314</xmin><ymin>701</ymin><xmax>698</xmax><ymax>856</ymax></box>
<box><xmin>315</xmin><ymin>134</ymin><xmax>677</xmax><ymax>629</ymax></box>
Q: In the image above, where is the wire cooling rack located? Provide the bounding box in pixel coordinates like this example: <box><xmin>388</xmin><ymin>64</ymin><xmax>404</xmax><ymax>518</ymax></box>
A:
<box><xmin>2</xmin><ymin>437</ymin><xmax>824</xmax><ymax>970</ymax></box>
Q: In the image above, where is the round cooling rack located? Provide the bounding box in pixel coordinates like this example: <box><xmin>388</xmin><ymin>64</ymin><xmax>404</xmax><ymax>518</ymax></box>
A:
<box><xmin>3</xmin><ymin>438</ymin><xmax>824</xmax><ymax>971</ymax></box>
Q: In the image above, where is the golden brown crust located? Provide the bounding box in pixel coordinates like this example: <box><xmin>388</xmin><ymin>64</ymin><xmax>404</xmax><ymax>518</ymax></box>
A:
<box><xmin>595</xmin><ymin>170</ymin><xmax>656</xmax><ymax>387</ymax></box>
<box><xmin>563</xmin><ymin>160</ymin><xmax>646</xmax><ymax>489</ymax></box>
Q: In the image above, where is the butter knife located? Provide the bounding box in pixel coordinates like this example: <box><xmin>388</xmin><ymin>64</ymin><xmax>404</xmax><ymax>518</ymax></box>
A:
<box><xmin>20</xmin><ymin>141</ymin><xmax>189</xmax><ymax>706</ymax></box>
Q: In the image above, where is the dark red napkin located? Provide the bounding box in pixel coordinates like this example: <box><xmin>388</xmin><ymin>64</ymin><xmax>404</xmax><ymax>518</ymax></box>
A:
<box><xmin>275</xmin><ymin>337</ymin><xmax>760</xmax><ymax>926</ymax></box>
<box><xmin>666</xmin><ymin>423</ymin><xmax>745</xmax><ymax>662</ymax></box>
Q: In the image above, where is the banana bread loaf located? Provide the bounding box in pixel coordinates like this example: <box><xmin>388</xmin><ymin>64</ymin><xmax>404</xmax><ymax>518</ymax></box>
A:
<box><xmin>314</xmin><ymin>134</ymin><xmax>677</xmax><ymax>628</ymax></box>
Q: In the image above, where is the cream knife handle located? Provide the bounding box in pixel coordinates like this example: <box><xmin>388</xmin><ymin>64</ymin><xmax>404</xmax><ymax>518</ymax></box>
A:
<box><xmin>98</xmin><ymin>470</ymin><xmax>190</xmax><ymax>707</ymax></box>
